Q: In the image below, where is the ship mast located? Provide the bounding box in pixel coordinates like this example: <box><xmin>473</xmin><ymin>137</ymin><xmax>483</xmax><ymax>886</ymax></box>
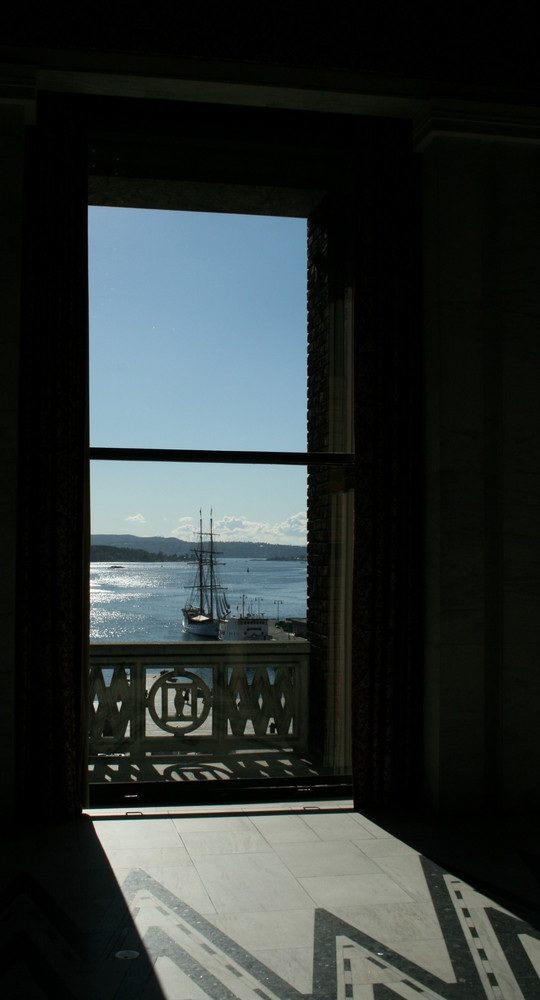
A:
<box><xmin>198</xmin><ymin>509</ymin><xmax>204</xmax><ymax>614</ymax></box>
<box><xmin>209</xmin><ymin>508</ymin><xmax>215</xmax><ymax>620</ymax></box>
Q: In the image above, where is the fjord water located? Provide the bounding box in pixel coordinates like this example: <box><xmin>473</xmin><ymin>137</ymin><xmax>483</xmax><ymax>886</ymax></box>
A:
<box><xmin>90</xmin><ymin>558</ymin><xmax>307</xmax><ymax>642</ymax></box>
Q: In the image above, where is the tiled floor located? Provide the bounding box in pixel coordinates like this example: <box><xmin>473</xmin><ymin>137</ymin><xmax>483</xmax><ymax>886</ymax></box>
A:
<box><xmin>2</xmin><ymin>802</ymin><xmax>540</xmax><ymax>998</ymax></box>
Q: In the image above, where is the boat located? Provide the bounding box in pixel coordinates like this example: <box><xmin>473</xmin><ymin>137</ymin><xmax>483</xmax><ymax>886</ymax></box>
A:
<box><xmin>219</xmin><ymin>596</ymin><xmax>269</xmax><ymax>641</ymax></box>
<box><xmin>218</xmin><ymin>614</ymin><xmax>269</xmax><ymax>641</ymax></box>
<box><xmin>182</xmin><ymin>511</ymin><xmax>230</xmax><ymax>638</ymax></box>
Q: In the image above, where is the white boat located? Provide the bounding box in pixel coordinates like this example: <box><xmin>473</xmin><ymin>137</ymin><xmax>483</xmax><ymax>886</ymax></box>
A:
<box><xmin>182</xmin><ymin>511</ymin><xmax>229</xmax><ymax>638</ymax></box>
<box><xmin>218</xmin><ymin>615</ymin><xmax>269</xmax><ymax>640</ymax></box>
<box><xmin>219</xmin><ymin>597</ymin><xmax>269</xmax><ymax>641</ymax></box>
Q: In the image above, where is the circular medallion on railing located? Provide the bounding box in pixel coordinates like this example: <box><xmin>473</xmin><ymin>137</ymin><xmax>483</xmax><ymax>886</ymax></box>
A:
<box><xmin>147</xmin><ymin>670</ymin><xmax>212</xmax><ymax>735</ymax></box>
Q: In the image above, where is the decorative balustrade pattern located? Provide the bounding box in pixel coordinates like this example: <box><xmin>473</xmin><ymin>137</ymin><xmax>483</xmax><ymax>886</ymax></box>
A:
<box><xmin>89</xmin><ymin>642</ymin><xmax>309</xmax><ymax>758</ymax></box>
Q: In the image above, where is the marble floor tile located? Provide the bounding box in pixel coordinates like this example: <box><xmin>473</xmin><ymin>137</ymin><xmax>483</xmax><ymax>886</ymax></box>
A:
<box><xmin>102</xmin><ymin>844</ymin><xmax>194</xmax><ymax>870</ymax></box>
<box><xmin>153</xmin><ymin>955</ymin><xmax>210</xmax><ymax>999</ymax></box>
<box><xmin>273</xmin><ymin>839</ymin><xmax>382</xmax><ymax>877</ymax></box>
<box><xmin>349</xmin><ymin>812</ymin><xmax>396</xmax><ymax>838</ymax></box>
<box><xmin>180</xmin><ymin>827</ymin><xmax>273</xmax><ymax>857</ymax></box>
<box><xmin>380</xmin><ymin>936</ymin><xmax>456</xmax><ymax>980</ymax></box>
<box><xmin>298</xmin><ymin>871</ymin><xmax>415</xmax><ymax>908</ymax></box>
<box><xmin>132</xmin><ymin>864</ymin><xmax>218</xmax><ymax>914</ymax></box>
<box><xmin>249</xmin><ymin>813</ymin><xmax>322</xmax><ymax>843</ymax></box>
<box><xmin>357</xmin><ymin>836</ymin><xmax>418</xmax><ymax>858</ymax></box>
<box><xmin>192</xmin><ymin>851</ymin><xmax>315</xmax><ymax>913</ymax></box>
<box><xmin>374</xmin><ymin>853</ymin><xmax>437</xmax><ymax>902</ymax></box>
<box><xmin>301</xmin><ymin>811</ymin><xmax>376</xmax><ymax>841</ymax></box>
<box><xmin>332</xmin><ymin>900</ymin><xmax>444</xmax><ymax>942</ymax></box>
<box><xmin>171</xmin><ymin>813</ymin><xmax>257</xmax><ymax>833</ymax></box>
<box><xmin>94</xmin><ymin>817</ymin><xmax>183</xmax><ymax>847</ymax></box>
<box><xmin>250</xmin><ymin>945</ymin><xmax>314</xmax><ymax>994</ymax></box>
<box><xmin>206</xmin><ymin>908</ymin><xmax>315</xmax><ymax>952</ymax></box>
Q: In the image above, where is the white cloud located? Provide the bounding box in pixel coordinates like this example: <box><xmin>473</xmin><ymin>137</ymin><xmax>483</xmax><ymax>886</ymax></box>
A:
<box><xmin>170</xmin><ymin>516</ymin><xmax>197</xmax><ymax>539</ymax></box>
<box><xmin>125</xmin><ymin>513</ymin><xmax>146</xmax><ymax>523</ymax></box>
<box><xmin>168</xmin><ymin>512</ymin><xmax>307</xmax><ymax>546</ymax></box>
<box><xmin>216</xmin><ymin>512</ymin><xmax>307</xmax><ymax>545</ymax></box>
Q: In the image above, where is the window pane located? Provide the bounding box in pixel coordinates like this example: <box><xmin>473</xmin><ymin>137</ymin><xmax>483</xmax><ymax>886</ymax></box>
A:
<box><xmin>89</xmin><ymin>208</ymin><xmax>307</xmax><ymax>452</ymax></box>
<box><xmin>90</xmin><ymin>460</ymin><xmax>307</xmax><ymax>643</ymax></box>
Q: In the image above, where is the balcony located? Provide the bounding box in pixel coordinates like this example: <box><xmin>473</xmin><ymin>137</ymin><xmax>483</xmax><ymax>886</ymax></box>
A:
<box><xmin>89</xmin><ymin>641</ymin><xmax>347</xmax><ymax>802</ymax></box>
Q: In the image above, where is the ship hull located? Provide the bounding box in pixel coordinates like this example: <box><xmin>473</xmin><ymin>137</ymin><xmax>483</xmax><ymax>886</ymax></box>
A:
<box><xmin>182</xmin><ymin>610</ymin><xmax>220</xmax><ymax>638</ymax></box>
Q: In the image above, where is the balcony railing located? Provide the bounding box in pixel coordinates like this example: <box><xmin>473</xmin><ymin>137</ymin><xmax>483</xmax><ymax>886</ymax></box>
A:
<box><xmin>89</xmin><ymin>642</ymin><xmax>310</xmax><ymax>769</ymax></box>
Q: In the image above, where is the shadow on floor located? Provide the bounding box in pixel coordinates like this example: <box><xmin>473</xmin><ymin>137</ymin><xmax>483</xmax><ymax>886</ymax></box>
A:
<box><xmin>0</xmin><ymin>816</ymin><xmax>166</xmax><ymax>999</ymax></box>
<box><xmin>89</xmin><ymin>746</ymin><xmax>325</xmax><ymax>784</ymax></box>
<box><xmin>363</xmin><ymin>805</ymin><xmax>540</xmax><ymax>932</ymax></box>
<box><xmin>88</xmin><ymin>746</ymin><xmax>352</xmax><ymax>807</ymax></box>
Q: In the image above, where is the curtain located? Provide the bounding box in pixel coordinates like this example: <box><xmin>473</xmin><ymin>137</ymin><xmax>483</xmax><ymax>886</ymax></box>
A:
<box><xmin>16</xmin><ymin>93</ymin><xmax>90</xmax><ymax>820</ymax></box>
<box><xmin>351</xmin><ymin>120</ymin><xmax>423</xmax><ymax>808</ymax></box>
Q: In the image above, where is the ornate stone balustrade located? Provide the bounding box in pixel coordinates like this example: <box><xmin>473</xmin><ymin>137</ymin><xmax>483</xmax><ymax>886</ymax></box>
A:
<box><xmin>89</xmin><ymin>642</ymin><xmax>309</xmax><ymax>760</ymax></box>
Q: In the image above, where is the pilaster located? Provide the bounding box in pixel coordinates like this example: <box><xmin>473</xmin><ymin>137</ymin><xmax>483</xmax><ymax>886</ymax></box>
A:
<box><xmin>416</xmin><ymin>101</ymin><xmax>540</xmax><ymax>811</ymax></box>
<box><xmin>0</xmin><ymin>70</ymin><xmax>35</xmax><ymax>818</ymax></box>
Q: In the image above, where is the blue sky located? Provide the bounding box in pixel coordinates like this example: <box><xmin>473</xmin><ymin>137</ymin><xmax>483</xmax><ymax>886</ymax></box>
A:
<box><xmin>89</xmin><ymin>207</ymin><xmax>308</xmax><ymax>544</ymax></box>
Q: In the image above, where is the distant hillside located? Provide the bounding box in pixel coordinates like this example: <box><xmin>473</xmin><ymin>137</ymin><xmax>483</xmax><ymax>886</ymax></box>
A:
<box><xmin>90</xmin><ymin>544</ymin><xmax>192</xmax><ymax>563</ymax></box>
<box><xmin>91</xmin><ymin>534</ymin><xmax>307</xmax><ymax>560</ymax></box>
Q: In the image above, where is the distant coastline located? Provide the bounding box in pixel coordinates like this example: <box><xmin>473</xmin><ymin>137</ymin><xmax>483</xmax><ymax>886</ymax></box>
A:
<box><xmin>266</xmin><ymin>555</ymin><xmax>307</xmax><ymax>561</ymax></box>
<box><xmin>91</xmin><ymin>534</ymin><xmax>307</xmax><ymax>561</ymax></box>
<box><xmin>90</xmin><ymin>544</ymin><xmax>193</xmax><ymax>563</ymax></box>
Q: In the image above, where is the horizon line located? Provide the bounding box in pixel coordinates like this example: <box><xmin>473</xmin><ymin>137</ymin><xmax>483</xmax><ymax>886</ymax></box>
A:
<box><xmin>91</xmin><ymin>533</ymin><xmax>306</xmax><ymax>545</ymax></box>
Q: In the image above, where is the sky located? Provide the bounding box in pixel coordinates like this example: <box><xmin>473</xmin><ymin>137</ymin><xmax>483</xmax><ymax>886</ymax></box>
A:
<box><xmin>89</xmin><ymin>207</ymin><xmax>308</xmax><ymax>545</ymax></box>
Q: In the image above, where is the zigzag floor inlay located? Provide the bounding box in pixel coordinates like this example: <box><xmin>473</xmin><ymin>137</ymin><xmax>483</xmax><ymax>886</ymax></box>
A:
<box><xmin>2</xmin><ymin>815</ymin><xmax>540</xmax><ymax>999</ymax></box>
<box><xmin>121</xmin><ymin>858</ymin><xmax>540</xmax><ymax>999</ymax></box>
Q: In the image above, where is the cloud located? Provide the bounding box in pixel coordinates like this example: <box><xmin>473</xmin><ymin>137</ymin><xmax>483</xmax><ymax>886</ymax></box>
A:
<box><xmin>170</xmin><ymin>516</ymin><xmax>197</xmax><ymax>539</ymax></box>
<box><xmin>215</xmin><ymin>512</ymin><xmax>307</xmax><ymax>545</ymax></box>
<box><xmin>169</xmin><ymin>512</ymin><xmax>306</xmax><ymax>545</ymax></box>
<box><xmin>125</xmin><ymin>513</ymin><xmax>146</xmax><ymax>523</ymax></box>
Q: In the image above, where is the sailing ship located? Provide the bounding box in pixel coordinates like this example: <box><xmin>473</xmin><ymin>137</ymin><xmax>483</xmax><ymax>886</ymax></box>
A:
<box><xmin>182</xmin><ymin>511</ymin><xmax>230</xmax><ymax>638</ymax></box>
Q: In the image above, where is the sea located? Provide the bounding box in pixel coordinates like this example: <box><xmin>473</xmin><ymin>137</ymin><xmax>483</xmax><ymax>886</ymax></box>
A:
<box><xmin>90</xmin><ymin>557</ymin><xmax>307</xmax><ymax>643</ymax></box>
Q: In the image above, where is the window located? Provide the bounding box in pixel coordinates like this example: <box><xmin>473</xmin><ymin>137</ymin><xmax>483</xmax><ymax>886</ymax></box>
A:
<box><xmin>87</xmin><ymin>98</ymin><xmax>354</xmax><ymax>804</ymax></box>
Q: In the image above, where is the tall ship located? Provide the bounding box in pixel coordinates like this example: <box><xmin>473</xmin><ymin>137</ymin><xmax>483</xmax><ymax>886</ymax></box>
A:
<box><xmin>182</xmin><ymin>511</ymin><xmax>230</xmax><ymax>638</ymax></box>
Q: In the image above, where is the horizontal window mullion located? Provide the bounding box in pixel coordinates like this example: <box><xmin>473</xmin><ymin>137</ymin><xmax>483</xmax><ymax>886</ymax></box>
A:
<box><xmin>89</xmin><ymin>447</ymin><xmax>354</xmax><ymax>466</ymax></box>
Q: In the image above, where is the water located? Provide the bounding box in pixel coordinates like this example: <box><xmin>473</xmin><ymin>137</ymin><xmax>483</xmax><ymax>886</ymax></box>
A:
<box><xmin>90</xmin><ymin>557</ymin><xmax>307</xmax><ymax>642</ymax></box>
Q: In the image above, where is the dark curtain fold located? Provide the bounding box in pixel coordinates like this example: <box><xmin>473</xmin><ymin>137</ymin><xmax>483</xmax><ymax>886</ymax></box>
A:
<box><xmin>16</xmin><ymin>93</ymin><xmax>90</xmax><ymax>820</ymax></box>
<box><xmin>351</xmin><ymin>120</ymin><xmax>423</xmax><ymax>808</ymax></box>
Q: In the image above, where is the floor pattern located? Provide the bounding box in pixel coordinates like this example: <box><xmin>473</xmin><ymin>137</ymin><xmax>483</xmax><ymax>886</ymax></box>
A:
<box><xmin>120</xmin><ymin>858</ymin><xmax>540</xmax><ymax>999</ymax></box>
<box><xmin>1</xmin><ymin>806</ymin><xmax>540</xmax><ymax>999</ymax></box>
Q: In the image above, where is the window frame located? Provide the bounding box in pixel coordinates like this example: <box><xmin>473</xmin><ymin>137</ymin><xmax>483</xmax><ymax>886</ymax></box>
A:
<box><xmin>87</xmin><ymin>97</ymin><xmax>356</xmax><ymax>805</ymax></box>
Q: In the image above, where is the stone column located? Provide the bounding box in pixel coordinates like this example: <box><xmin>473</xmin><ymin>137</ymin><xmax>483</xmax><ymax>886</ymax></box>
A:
<box><xmin>307</xmin><ymin>198</ymin><xmax>354</xmax><ymax>774</ymax></box>
<box><xmin>416</xmin><ymin>103</ymin><xmax>540</xmax><ymax>811</ymax></box>
<box><xmin>0</xmin><ymin>72</ymin><xmax>35</xmax><ymax>818</ymax></box>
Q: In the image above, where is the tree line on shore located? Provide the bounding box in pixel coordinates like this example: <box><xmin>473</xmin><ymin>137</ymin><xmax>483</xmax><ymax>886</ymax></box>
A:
<box><xmin>90</xmin><ymin>545</ymin><xmax>193</xmax><ymax>563</ymax></box>
<box><xmin>91</xmin><ymin>535</ymin><xmax>307</xmax><ymax>561</ymax></box>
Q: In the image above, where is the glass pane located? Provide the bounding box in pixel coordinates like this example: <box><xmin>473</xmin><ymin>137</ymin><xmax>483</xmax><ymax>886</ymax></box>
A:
<box><xmin>90</xmin><ymin>461</ymin><xmax>308</xmax><ymax>643</ymax></box>
<box><xmin>88</xmin><ymin>208</ymin><xmax>307</xmax><ymax>452</ymax></box>
<box><xmin>88</xmin><ymin>462</ymin><xmax>327</xmax><ymax>796</ymax></box>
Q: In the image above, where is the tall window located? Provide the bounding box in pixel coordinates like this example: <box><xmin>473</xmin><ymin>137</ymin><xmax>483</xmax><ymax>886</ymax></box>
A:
<box><xmin>89</xmin><ymin>208</ymin><xmax>309</xmax><ymax>643</ymax></box>
<box><xmin>87</xmin><ymin>99</ymin><xmax>355</xmax><ymax>804</ymax></box>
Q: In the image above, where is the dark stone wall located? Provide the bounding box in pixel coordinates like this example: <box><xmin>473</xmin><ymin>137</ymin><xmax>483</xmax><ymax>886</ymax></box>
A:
<box><xmin>16</xmin><ymin>95</ymin><xmax>90</xmax><ymax>818</ymax></box>
<box><xmin>3</xmin><ymin>4</ymin><xmax>538</xmax><ymax>98</ymax></box>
